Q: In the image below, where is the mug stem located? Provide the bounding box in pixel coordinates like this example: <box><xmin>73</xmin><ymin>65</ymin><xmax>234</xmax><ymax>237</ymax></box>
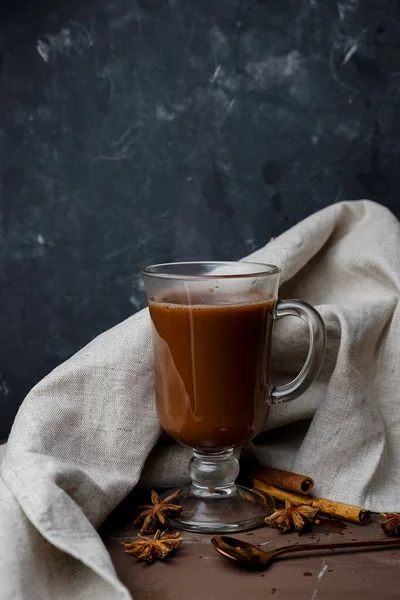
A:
<box><xmin>189</xmin><ymin>448</ymin><xmax>239</xmax><ymax>495</ymax></box>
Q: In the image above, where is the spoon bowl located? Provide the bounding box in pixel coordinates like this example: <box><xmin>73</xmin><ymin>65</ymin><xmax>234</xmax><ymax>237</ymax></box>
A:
<box><xmin>211</xmin><ymin>535</ymin><xmax>400</xmax><ymax>570</ymax></box>
<box><xmin>211</xmin><ymin>536</ymin><xmax>272</xmax><ymax>568</ymax></box>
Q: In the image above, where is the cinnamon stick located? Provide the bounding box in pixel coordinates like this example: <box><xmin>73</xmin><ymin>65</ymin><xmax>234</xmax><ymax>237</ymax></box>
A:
<box><xmin>254</xmin><ymin>480</ymin><xmax>370</xmax><ymax>525</ymax></box>
<box><xmin>249</xmin><ymin>465</ymin><xmax>314</xmax><ymax>495</ymax></box>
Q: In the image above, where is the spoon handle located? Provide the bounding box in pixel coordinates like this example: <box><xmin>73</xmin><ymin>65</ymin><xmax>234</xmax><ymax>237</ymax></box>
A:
<box><xmin>273</xmin><ymin>537</ymin><xmax>400</xmax><ymax>559</ymax></box>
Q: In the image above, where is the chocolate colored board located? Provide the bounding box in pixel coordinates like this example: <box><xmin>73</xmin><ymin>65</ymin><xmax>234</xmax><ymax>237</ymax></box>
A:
<box><xmin>2</xmin><ymin>0</ymin><xmax>400</xmax><ymax>436</ymax></box>
<box><xmin>102</xmin><ymin>494</ymin><xmax>399</xmax><ymax>599</ymax></box>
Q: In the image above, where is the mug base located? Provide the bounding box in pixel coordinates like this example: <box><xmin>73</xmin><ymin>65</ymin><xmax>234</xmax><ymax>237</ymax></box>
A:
<box><xmin>165</xmin><ymin>484</ymin><xmax>275</xmax><ymax>533</ymax></box>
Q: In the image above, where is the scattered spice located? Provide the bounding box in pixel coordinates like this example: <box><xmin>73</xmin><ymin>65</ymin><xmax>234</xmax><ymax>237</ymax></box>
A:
<box><xmin>134</xmin><ymin>490</ymin><xmax>181</xmax><ymax>534</ymax></box>
<box><xmin>379</xmin><ymin>513</ymin><xmax>400</xmax><ymax>537</ymax></box>
<box><xmin>254</xmin><ymin>480</ymin><xmax>370</xmax><ymax>524</ymax></box>
<box><xmin>122</xmin><ymin>530</ymin><xmax>182</xmax><ymax>563</ymax></box>
<box><xmin>265</xmin><ymin>501</ymin><xmax>319</xmax><ymax>533</ymax></box>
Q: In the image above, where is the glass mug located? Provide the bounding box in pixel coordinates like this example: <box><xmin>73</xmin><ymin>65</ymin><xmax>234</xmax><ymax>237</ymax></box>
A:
<box><xmin>143</xmin><ymin>262</ymin><xmax>326</xmax><ymax>533</ymax></box>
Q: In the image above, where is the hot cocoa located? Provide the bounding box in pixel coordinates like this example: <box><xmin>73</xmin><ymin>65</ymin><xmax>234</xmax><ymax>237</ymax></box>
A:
<box><xmin>149</xmin><ymin>295</ymin><xmax>275</xmax><ymax>449</ymax></box>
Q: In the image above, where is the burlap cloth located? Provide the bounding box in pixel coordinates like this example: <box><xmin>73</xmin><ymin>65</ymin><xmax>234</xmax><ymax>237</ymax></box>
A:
<box><xmin>1</xmin><ymin>200</ymin><xmax>399</xmax><ymax>598</ymax></box>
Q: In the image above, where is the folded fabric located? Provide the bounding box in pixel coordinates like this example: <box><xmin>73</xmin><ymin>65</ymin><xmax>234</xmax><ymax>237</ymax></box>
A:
<box><xmin>1</xmin><ymin>200</ymin><xmax>399</xmax><ymax>599</ymax></box>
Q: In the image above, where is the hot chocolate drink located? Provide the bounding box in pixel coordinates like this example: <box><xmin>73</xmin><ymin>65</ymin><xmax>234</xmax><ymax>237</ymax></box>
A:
<box><xmin>149</xmin><ymin>295</ymin><xmax>275</xmax><ymax>449</ymax></box>
<box><xmin>143</xmin><ymin>261</ymin><xmax>326</xmax><ymax>533</ymax></box>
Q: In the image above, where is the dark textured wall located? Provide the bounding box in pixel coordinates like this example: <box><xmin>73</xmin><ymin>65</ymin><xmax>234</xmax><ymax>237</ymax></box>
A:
<box><xmin>1</xmin><ymin>0</ymin><xmax>400</xmax><ymax>436</ymax></box>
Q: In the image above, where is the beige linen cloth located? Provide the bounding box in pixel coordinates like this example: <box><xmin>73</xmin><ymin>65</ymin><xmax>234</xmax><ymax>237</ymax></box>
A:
<box><xmin>1</xmin><ymin>199</ymin><xmax>400</xmax><ymax>598</ymax></box>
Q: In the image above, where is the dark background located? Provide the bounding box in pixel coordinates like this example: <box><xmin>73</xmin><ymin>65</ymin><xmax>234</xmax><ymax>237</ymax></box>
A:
<box><xmin>1</xmin><ymin>0</ymin><xmax>400</xmax><ymax>437</ymax></box>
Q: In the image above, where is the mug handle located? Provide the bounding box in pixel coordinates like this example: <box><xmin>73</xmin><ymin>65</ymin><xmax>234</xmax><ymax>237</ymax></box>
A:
<box><xmin>269</xmin><ymin>299</ymin><xmax>327</xmax><ymax>405</ymax></box>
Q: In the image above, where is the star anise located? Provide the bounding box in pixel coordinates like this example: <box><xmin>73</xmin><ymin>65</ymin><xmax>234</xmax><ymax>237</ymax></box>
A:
<box><xmin>380</xmin><ymin>513</ymin><xmax>400</xmax><ymax>537</ymax></box>
<box><xmin>265</xmin><ymin>501</ymin><xmax>319</xmax><ymax>533</ymax></box>
<box><xmin>122</xmin><ymin>530</ymin><xmax>182</xmax><ymax>563</ymax></box>
<box><xmin>134</xmin><ymin>490</ymin><xmax>182</xmax><ymax>534</ymax></box>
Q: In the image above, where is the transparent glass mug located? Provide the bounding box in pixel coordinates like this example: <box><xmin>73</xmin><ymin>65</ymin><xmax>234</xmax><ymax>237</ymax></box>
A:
<box><xmin>142</xmin><ymin>262</ymin><xmax>326</xmax><ymax>533</ymax></box>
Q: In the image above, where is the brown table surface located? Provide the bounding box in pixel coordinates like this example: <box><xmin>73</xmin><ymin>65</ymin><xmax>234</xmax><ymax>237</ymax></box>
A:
<box><xmin>101</xmin><ymin>494</ymin><xmax>399</xmax><ymax>599</ymax></box>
